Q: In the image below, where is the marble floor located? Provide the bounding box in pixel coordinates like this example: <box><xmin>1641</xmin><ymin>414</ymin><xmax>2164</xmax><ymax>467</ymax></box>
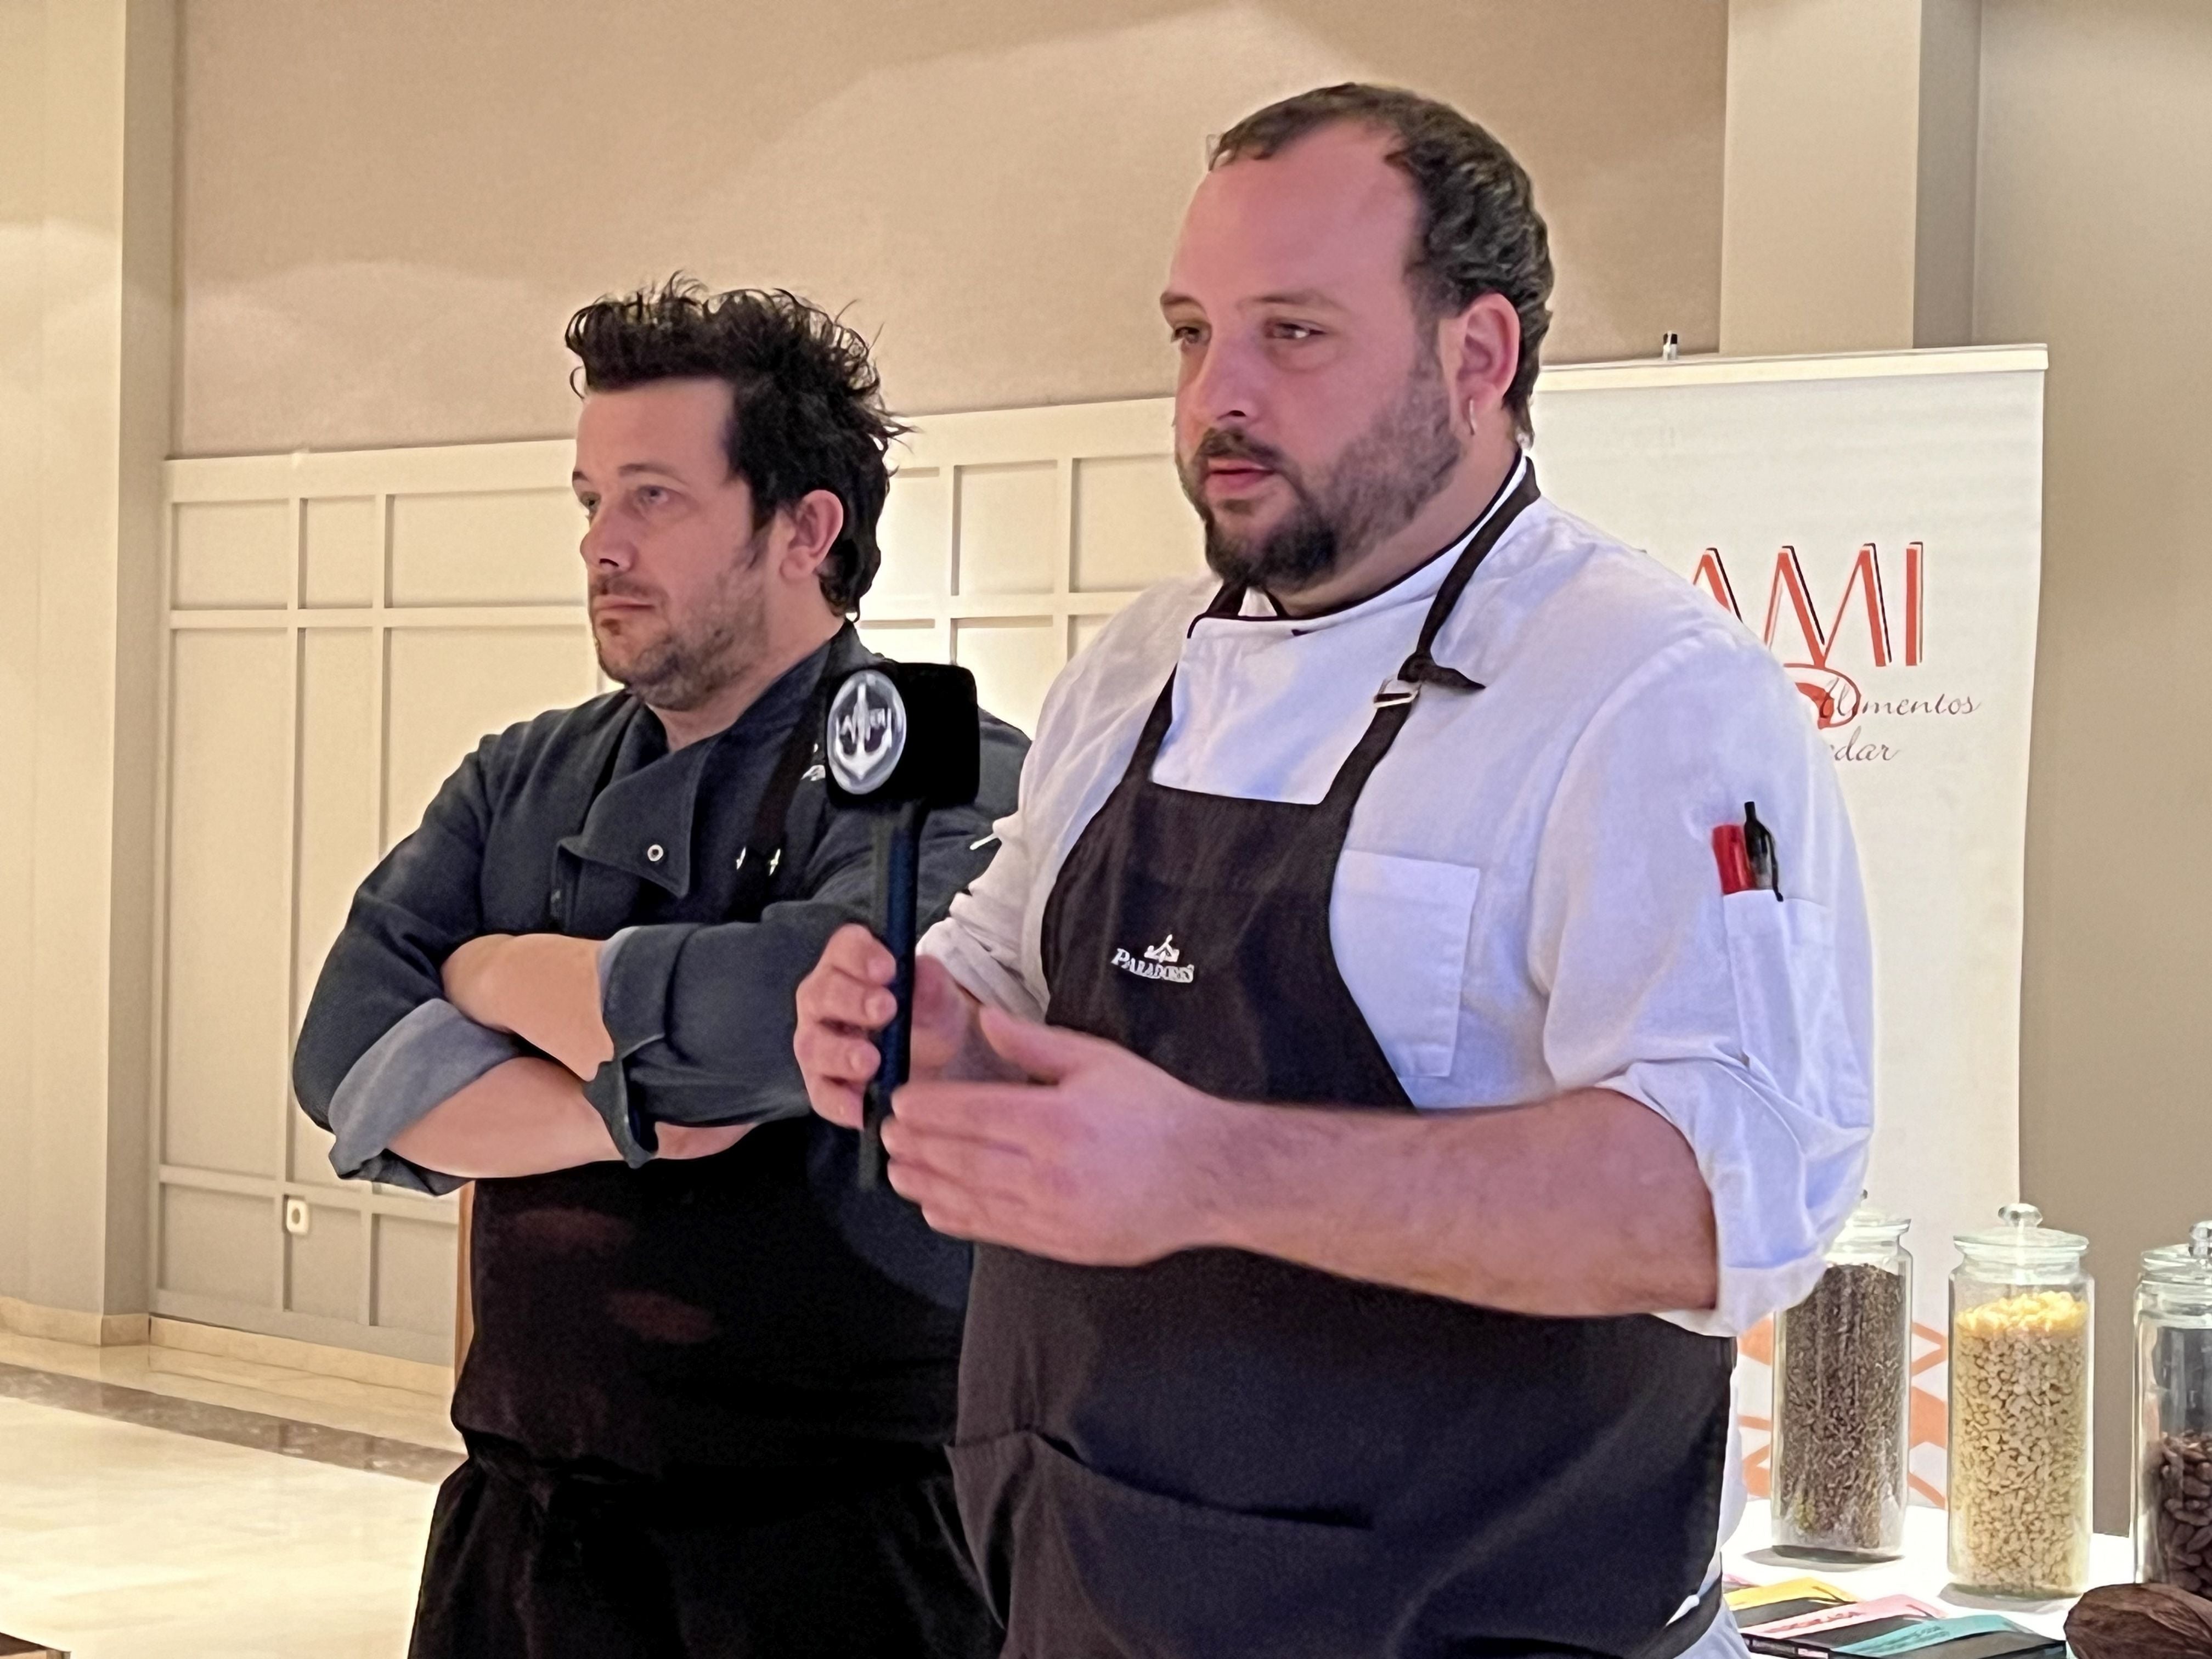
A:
<box><xmin>0</xmin><ymin>1331</ymin><xmax>456</xmax><ymax>1658</ymax></box>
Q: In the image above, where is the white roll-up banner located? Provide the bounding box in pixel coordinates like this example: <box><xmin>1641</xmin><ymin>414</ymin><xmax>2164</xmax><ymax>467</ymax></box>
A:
<box><xmin>1530</xmin><ymin>346</ymin><xmax>2047</xmax><ymax>1504</ymax></box>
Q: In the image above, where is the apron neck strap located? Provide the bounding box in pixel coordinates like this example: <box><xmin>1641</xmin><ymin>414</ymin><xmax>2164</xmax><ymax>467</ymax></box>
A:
<box><xmin>1380</xmin><ymin>459</ymin><xmax>1540</xmax><ymax>707</ymax></box>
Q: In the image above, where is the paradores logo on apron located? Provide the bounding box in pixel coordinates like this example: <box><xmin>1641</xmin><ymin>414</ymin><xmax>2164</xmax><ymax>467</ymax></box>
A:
<box><xmin>1110</xmin><ymin>933</ymin><xmax>1194</xmax><ymax>985</ymax></box>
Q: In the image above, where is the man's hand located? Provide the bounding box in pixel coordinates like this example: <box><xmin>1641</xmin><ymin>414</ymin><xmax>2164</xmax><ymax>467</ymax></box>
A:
<box><xmin>792</xmin><ymin>923</ymin><xmax>1017</xmax><ymax>1128</ymax></box>
<box><xmin>880</xmin><ymin>1008</ymin><xmax>1238</xmax><ymax>1267</ymax></box>
<box><xmin>442</xmin><ymin>934</ymin><xmax>613</xmax><ymax>1080</ymax></box>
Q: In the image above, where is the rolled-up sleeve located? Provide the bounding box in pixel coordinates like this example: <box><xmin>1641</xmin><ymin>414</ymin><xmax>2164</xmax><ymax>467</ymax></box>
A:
<box><xmin>589</xmin><ymin>716</ymin><xmax>1030</xmax><ymax>1150</ymax></box>
<box><xmin>294</xmin><ymin>740</ymin><xmax>509</xmax><ymax>1192</ymax></box>
<box><xmin>326</xmin><ymin>1001</ymin><xmax>525</xmax><ymax>1194</ymax></box>
<box><xmin>1528</xmin><ymin>630</ymin><xmax>1875</xmax><ymax>1339</ymax></box>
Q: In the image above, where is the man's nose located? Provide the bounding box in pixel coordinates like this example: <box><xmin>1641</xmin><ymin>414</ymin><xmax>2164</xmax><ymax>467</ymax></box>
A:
<box><xmin>1184</xmin><ymin>330</ymin><xmax>1265</xmax><ymax>431</ymax></box>
<box><xmin>581</xmin><ymin>509</ymin><xmax>632</xmax><ymax>569</ymax></box>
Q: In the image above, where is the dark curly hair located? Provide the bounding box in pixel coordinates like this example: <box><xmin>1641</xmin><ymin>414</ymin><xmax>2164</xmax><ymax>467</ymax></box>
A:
<box><xmin>1212</xmin><ymin>84</ymin><xmax>1554</xmax><ymax>441</ymax></box>
<box><xmin>566</xmin><ymin>280</ymin><xmax>907</xmax><ymax>612</ymax></box>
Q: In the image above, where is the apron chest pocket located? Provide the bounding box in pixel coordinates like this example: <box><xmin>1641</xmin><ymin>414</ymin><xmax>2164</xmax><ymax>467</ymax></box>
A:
<box><xmin>1332</xmin><ymin>851</ymin><xmax>1481</xmax><ymax>1079</ymax></box>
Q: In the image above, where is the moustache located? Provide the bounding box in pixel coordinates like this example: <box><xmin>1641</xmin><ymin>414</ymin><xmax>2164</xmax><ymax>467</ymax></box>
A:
<box><xmin>1187</xmin><ymin>428</ymin><xmax>1292</xmax><ymax>472</ymax></box>
<box><xmin>590</xmin><ymin>577</ymin><xmax>658</xmax><ymax>605</ymax></box>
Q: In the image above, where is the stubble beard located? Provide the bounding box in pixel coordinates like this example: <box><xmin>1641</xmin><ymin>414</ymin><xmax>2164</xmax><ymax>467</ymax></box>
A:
<box><xmin>1181</xmin><ymin>345</ymin><xmax>1463</xmax><ymax>595</ymax></box>
<box><xmin>593</xmin><ymin>531</ymin><xmax>771</xmax><ymax>713</ymax></box>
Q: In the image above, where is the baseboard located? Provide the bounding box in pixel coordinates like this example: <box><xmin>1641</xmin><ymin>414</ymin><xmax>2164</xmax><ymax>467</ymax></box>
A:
<box><xmin>149</xmin><ymin>1316</ymin><xmax>452</xmax><ymax>1398</ymax></box>
<box><xmin>0</xmin><ymin>1295</ymin><xmax>149</xmax><ymax>1348</ymax></box>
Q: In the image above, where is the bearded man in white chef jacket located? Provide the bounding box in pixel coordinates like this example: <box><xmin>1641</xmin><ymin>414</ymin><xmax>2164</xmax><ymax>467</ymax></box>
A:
<box><xmin>795</xmin><ymin>82</ymin><xmax>1872</xmax><ymax>1659</ymax></box>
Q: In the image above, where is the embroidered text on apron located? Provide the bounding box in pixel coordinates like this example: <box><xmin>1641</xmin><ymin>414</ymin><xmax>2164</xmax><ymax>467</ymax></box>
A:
<box><xmin>951</xmin><ymin>469</ymin><xmax>1735</xmax><ymax>1658</ymax></box>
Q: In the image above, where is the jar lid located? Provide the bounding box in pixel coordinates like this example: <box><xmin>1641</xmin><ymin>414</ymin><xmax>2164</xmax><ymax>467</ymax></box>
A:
<box><xmin>1954</xmin><ymin>1202</ymin><xmax>2087</xmax><ymax>1267</ymax></box>
<box><xmin>2141</xmin><ymin>1220</ymin><xmax>2212</xmax><ymax>1284</ymax></box>
<box><xmin>1830</xmin><ymin>1198</ymin><xmax>1910</xmax><ymax>1257</ymax></box>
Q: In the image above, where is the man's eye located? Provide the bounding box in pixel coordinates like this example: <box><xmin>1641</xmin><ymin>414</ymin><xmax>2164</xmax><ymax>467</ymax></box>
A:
<box><xmin>577</xmin><ymin>496</ymin><xmax>599</xmax><ymax>520</ymax></box>
<box><xmin>637</xmin><ymin>486</ymin><xmax>667</xmax><ymax>506</ymax></box>
<box><xmin>1169</xmin><ymin>324</ymin><xmax>1205</xmax><ymax>347</ymax></box>
<box><xmin>1269</xmin><ymin>321</ymin><xmax>1320</xmax><ymax>342</ymax></box>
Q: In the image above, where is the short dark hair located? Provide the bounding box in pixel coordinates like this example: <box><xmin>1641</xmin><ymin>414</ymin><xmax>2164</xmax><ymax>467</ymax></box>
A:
<box><xmin>566</xmin><ymin>279</ymin><xmax>907</xmax><ymax>612</ymax></box>
<box><xmin>1211</xmin><ymin>84</ymin><xmax>1554</xmax><ymax>440</ymax></box>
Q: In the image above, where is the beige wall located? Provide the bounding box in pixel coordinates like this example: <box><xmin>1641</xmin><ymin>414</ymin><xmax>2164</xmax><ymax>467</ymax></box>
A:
<box><xmin>1979</xmin><ymin>0</ymin><xmax>2212</xmax><ymax>1530</ymax></box>
<box><xmin>0</xmin><ymin>0</ymin><xmax>43</xmax><ymax>1304</ymax></box>
<box><xmin>173</xmin><ymin>0</ymin><xmax>1728</xmax><ymax>456</ymax></box>
<box><xmin>0</xmin><ymin>0</ymin><xmax>173</xmax><ymax>1324</ymax></box>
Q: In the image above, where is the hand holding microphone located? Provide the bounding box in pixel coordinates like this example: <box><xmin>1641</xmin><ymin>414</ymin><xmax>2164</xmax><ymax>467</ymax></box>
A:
<box><xmin>818</xmin><ymin>661</ymin><xmax>980</xmax><ymax>1186</ymax></box>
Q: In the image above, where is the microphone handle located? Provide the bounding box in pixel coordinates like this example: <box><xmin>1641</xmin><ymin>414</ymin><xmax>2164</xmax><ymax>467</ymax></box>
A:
<box><xmin>860</xmin><ymin>799</ymin><xmax>928</xmax><ymax>1188</ymax></box>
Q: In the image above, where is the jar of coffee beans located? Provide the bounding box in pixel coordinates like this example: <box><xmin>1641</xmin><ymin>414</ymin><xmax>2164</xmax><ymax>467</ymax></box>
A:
<box><xmin>1946</xmin><ymin>1203</ymin><xmax>2093</xmax><ymax>1598</ymax></box>
<box><xmin>2134</xmin><ymin>1220</ymin><xmax>2212</xmax><ymax>1591</ymax></box>
<box><xmin>1771</xmin><ymin>1201</ymin><xmax>1913</xmax><ymax>1559</ymax></box>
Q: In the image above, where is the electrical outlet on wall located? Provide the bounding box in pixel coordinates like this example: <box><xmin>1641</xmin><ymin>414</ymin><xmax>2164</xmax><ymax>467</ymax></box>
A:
<box><xmin>284</xmin><ymin>1197</ymin><xmax>311</xmax><ymax>1237</ymax></box>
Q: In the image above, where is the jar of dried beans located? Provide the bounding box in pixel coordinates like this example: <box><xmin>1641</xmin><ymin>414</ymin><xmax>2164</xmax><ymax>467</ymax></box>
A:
<box><xmin>2134</xmin><ymin>1220</ymin><xmax>2212</xmax><ymax>1591</ymax></box>
<box><xmin>1946</xmin><ymin>1203</ymin><xmax>2094</xmax><ymax>1598</ymax></box>
<box><xmin>1771</xmin><ymin>1201</ymin><xmax>1913</xmax><ymax>1559</ymax></box>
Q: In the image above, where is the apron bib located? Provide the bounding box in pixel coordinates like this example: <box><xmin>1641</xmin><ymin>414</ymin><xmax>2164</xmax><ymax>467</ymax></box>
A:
<box><xmin>952</xmin><ymin>472</ymin><xmax>1734</xmax><ymax>1658</ymax></box>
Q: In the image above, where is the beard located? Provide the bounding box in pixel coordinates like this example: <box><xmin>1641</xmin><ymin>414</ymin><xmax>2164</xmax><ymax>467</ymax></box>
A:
<box><xmin>591</xmin><ymin>529</ymin><xmax>770</xmax><ymax>712</ymax></box>
<box><xmin>1178</xmin><ymin>344</ymin><xmax>1462</xmax><ymax>594</ymax></box>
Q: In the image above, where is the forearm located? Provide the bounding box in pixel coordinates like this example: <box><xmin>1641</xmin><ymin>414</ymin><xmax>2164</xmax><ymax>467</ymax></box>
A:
<box><xmin>389</xmin><ymin>1056</ymin><xmax>619</xmax><ymax>1179</ymax></box>
<box><xmin>443</xmin><ymin>934</ymin><xmax>612</xmax><ymax>1079</ymax></box>
<box><xmin>1201</xmin><ymin>1088</ymin><xmax>1718</xmax><ymax>1317</ymax></box>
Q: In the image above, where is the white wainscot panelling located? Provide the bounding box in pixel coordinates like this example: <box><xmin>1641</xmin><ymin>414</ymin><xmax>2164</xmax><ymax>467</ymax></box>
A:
<box><xmin>286</xmin><ymin>1205</ymin><xmax>364</xmax><ymax>1323</ymax></box>
<box><xmin>302</xmin><ymin>496</ymin><xmax>381</xmax><ymax>607</ymax></box>
<box><xmin>173</xmin><ymin>499</ymin><xmax>294</xmax><ymax>609</ymax></box>
<box><xmin>1074</xmin><ymin>453</ymin><xmax>1204</xmax><ymax>591</ymax></box>
<box><xmin>161</xmin><ymin>1187</ymin><xmax>276</xmax><ymax>1309</ymax></box>
<box><xmin>374</xmin><ymin>1215</ymin><xmax>458</xmax><ymax>1339</ymax></box>
<box><xmin>955</xmin><ymin>462</ymin><xmax>1060</xmax><ymax>596</ymax></box>
<box><xmin>875</xmin><ymin>465</ymin><xmax>950</xmax><ymax>599</ymax></box>
<box><xmin>163</xmin><ymin>630</ymin><xmax>295</xmax><ymax>1181</ymax></box>
<box><xmin>955</xmin><ymin>618</ymin><xmax>1063</xmax><ymax>736</ymax></box>
<box><xmin>388</xmin><ymin>488</ymin><xmax>584</xmax><ymax>607</ymax></box>
<box><xmin>383</xmin><ymin>625</ymin><xmax>599</xmax><ymax>847</ymax></box>
<box><xmin>291</xmin><ymin>628</ymin><xmax>379</xmax><ymax>1192</ymax></box>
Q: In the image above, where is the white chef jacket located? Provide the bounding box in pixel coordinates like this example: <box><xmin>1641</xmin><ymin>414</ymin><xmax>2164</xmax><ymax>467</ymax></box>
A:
<box><xmin>921</xmin><ymin>463</ymin><xmax>1874</xmax><ymax>1652</ymax></box>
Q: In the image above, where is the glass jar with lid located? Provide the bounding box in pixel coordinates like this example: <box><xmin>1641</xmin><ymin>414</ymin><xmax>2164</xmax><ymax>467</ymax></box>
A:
<box><xmin>1771</xmin><ymin>1200</ymin><xmax>1913</xmax><ymax>1559</ymax></box>
<box><xmin>1946</xmin><ymin>1202</ymin><xmax>2093</xmax><ymax>1597</ymax></box>
<box><xmin>2135</xmin><ymin>1220</ymin><xmax>2212</xmax><ymax>1590</ymax></box>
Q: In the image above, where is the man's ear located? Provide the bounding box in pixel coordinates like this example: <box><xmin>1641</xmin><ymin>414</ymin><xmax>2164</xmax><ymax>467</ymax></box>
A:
<box><xmin>771</xmin><ymin>488</ymin><xmax>848</xmax><ymax>583</ymax></box>
<box><xmin>1444</xmin><ymin>292</ymin><xmax>1521</xmax><ymax>425</ymax></box>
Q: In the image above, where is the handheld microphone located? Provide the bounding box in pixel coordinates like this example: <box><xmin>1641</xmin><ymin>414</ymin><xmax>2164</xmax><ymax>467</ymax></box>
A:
<box><xmin>823</xmin><ymin>661</ymin><xmax>980</xmax><ymax>1188</ymax></box>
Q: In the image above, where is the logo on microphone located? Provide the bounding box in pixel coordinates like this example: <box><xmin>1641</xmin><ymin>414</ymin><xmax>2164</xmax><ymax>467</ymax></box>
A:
<box><xmin>1111</xmin><ymin>933</ymin><xmax>1195</xmax><ymax>984</ymax></box>
<box><xmin>827</xmin><ymin>669</ymin><xmax>906</xmax><ymax>797</ymax></box>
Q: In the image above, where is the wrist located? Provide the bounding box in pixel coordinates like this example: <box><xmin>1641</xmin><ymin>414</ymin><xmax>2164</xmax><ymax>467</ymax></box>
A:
<box><xmin>1180</xmin><ymin>1090</ymin><xmax>1265</xmax><ymax>1254</ymax></box>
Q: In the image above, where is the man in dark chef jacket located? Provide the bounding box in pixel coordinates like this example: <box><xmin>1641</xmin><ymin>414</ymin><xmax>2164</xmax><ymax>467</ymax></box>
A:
<box><xmin>292</xmin><ymin>281</ymin><xmax>1022</xmax><ymax>1658</ymax></box>
<box><xmin>793</xmin><ymin>86</ymin><xmax>1875</xmax><ymax>1659</ymax></box>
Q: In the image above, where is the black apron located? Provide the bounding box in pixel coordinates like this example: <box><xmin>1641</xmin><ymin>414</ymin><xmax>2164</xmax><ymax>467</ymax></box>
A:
<box><xmin>415</xmin><ymin>637</ymin><xmax>995</xmax><ymax>1659</ymax></box>
<box><xmin>951</xmin><ymin>472</ymin><xmax>1733</xmax><ymax>1658</ymax></box>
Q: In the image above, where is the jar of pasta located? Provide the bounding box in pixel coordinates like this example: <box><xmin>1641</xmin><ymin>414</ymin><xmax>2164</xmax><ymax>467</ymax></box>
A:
<box><xmin>1946</xmin><ymin>1203</ymin><xmax>2092</xmax><ymax>1597</ymax></box>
